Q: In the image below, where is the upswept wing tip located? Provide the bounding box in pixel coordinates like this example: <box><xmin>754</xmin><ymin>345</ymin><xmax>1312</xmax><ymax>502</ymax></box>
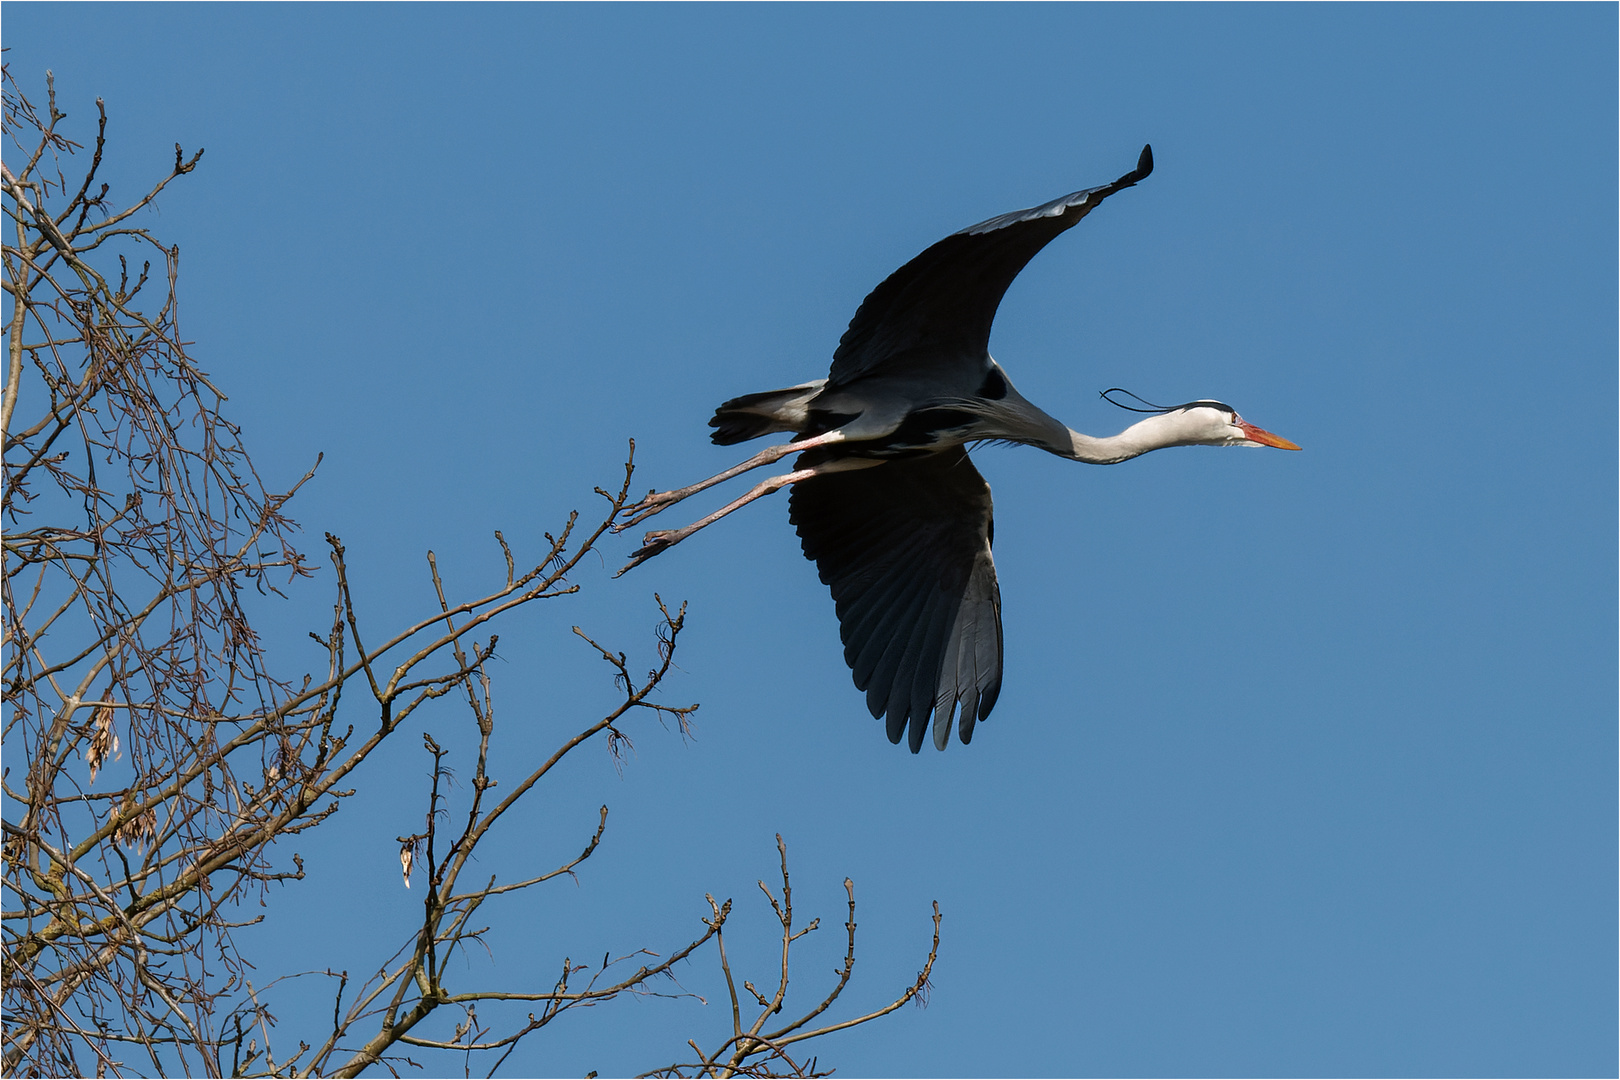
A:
<box><xmin>1127</xmin><ymin>143</ymin><xmax>1153</xmax><ymax>185</ymax></box>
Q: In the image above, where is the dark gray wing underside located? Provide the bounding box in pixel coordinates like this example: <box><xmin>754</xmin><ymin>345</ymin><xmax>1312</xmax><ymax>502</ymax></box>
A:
<box><xmin>789</xmin><ymin>446</ymin><xmax>1003</xmax><ymax>752</ymax></box>
<box><xmin>828</xmin><ymin>144</ymin><xmax>1153</xmax><ymax>387</ymax></box>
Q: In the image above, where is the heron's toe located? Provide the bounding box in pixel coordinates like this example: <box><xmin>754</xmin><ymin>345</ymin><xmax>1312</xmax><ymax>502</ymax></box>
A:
<box><xmin>614</xmin><ymin>491</ymin><xmax>680</xmax><ymax>531</ymax></box>
<box><xmin>636</xmin><ymin>529</ymin><xmax>676</xmax><ymax>554</ymax></box>
<box><xmin>614</xmin><ymin>529</ymin><xmax>680</xmax><ymax>576</ymax></box>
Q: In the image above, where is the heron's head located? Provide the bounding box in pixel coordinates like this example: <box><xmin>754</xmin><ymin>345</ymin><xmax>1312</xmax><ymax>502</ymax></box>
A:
<box><xmin>1173</xmin><ymin>400</ymin><xmax>1301</xmax><ymax>450</ymax></box>
<box><xmin>1101</xmin><ymin>389</ymin><xmax>1301</xmax><ymax>451</ymax></box>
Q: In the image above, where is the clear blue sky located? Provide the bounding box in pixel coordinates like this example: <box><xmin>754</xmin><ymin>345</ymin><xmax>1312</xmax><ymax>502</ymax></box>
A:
<box><xmin>7</xmin><ymin>4</ymin><xmax>1614</xmax><ymax>1076</ymax></box>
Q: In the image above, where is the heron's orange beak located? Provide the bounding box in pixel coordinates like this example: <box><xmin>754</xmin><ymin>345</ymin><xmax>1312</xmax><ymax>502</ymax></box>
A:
<box><xmin>1237</xmin><ymin>420</ymin><xmax>1301</xmax><ymax>451</ymax></box>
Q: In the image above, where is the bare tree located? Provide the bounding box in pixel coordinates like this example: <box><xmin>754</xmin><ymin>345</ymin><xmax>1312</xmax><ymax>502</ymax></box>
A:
<box><xmin>2</xmin><ymin>70</ymin><xmax>939</xmax><ymax>1078</ymax></box>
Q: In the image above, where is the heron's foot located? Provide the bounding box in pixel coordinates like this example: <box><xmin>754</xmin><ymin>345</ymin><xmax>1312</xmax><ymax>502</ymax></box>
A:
<box><xmin>613</xmin><ymin>489</ymin><xmax>684</xmax><ymax>532</ymax></box>
<box><xmin>614</xmin><ymin>528</ymin><xmax>683</xmax><ymax>577</ymax></box>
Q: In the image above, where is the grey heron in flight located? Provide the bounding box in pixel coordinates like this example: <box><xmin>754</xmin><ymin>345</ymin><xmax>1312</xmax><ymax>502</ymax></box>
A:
<box><xmin>616</xmin><ymin>144</ymin><xmax>1298</xmax><ymax>752</ymax></box>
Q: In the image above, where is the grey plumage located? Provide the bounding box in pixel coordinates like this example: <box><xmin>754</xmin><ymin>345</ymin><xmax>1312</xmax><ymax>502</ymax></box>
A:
<box><xmin>789</xmin><ymin>446</ymin><xmax>1001</xmax><ymax>752</ymax></box>
<box><xmin>618</xmin><ymin>142</ymin><xmax>1295</xmax><ymax>752</ymax></box>
<box><xmin>775</xmin><ymin>148</ymin><xmax>1150</xmax><ymax>749</ymax></box>
<box><xmin>829</xmin><ymin>144</ymin><xmax>1153</xmax><ymax>386</ymax></box>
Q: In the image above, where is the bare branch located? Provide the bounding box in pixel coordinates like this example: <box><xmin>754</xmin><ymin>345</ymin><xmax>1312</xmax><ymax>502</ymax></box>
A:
<box><xmin>3</xmin><ymin>69</ymin><xmax>939</xmax><ymax>1080</ymax></box>
<box><xmin>636</xmin><ymin>839</ymin><xmax>943</xmax><ymax>1080</ymax></box>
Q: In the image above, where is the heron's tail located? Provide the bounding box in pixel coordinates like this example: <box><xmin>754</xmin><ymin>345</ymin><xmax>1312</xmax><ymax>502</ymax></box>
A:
<box><xmin>708</xmin><ymin>380</ymin><xmax>827</xmax><ymax>445</ymax></box>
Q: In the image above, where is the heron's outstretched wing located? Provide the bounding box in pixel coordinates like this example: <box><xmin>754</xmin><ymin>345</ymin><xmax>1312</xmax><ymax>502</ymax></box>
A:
<box><xmin>828</xmin><ymin>144</ymin><xmax>1153</xmax><ymax>387</ymax></box>
<box><xmin>789</xmin><ymin>446</ymin><xmax>1002</xmax><ymax>752</ymax></box>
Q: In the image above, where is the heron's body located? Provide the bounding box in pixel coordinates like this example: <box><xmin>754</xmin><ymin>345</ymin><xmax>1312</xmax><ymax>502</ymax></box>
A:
<box><xmin>711</xmin><ymin>366</ymin><xmax>1067</xmax><ymax>457</ymax></box>
<box><xmin>618</xmin><ymin>145</ymin><xmax>1299</xmax><ymax>752</ymax></box>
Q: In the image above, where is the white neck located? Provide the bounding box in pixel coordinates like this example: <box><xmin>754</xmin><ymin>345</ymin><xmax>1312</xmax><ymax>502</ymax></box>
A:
<box><xmin>981</xmin><ymin>380</ymin><xmax>1239</xmax><ymax>464</ymax></box>
<box><xmin>1062</xmin><ymin>411</ymin><xmax>1213</xmax><ymax>464</ymax></box>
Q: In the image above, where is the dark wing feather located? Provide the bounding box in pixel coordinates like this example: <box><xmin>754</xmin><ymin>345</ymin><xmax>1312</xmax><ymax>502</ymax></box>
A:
<box><xmin>789</xmin><ymin>446</ymin><xmax>1003</xmax><ymax>752</ymax></box>
<box><xmin>828</xmin><ymin>144</ymin><xmax>1152</xmax><ymax>387</ymax></box>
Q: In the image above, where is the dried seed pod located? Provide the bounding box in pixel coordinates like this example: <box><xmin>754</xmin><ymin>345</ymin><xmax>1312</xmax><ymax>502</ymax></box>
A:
<box><xmin>113</xmin><ymin>791</ymin><xmax>156</xmax><ymax>850</ymax></box>
<box><xmin>87</xmin><ymin>704</ymin><xmax>120</xmax><ymax>784</ymax></box>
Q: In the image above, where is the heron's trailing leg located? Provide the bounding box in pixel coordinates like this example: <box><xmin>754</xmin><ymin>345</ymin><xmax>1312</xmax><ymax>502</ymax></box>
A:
<box><xmin>616</xmin><ymin>456</ymin><xmax>880</xmax><ymax>576</ymax></box>
<box><xmin>614</xmin><ymin>430</ymin><xmax>848</xmax><ymax>531</ymax></box>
